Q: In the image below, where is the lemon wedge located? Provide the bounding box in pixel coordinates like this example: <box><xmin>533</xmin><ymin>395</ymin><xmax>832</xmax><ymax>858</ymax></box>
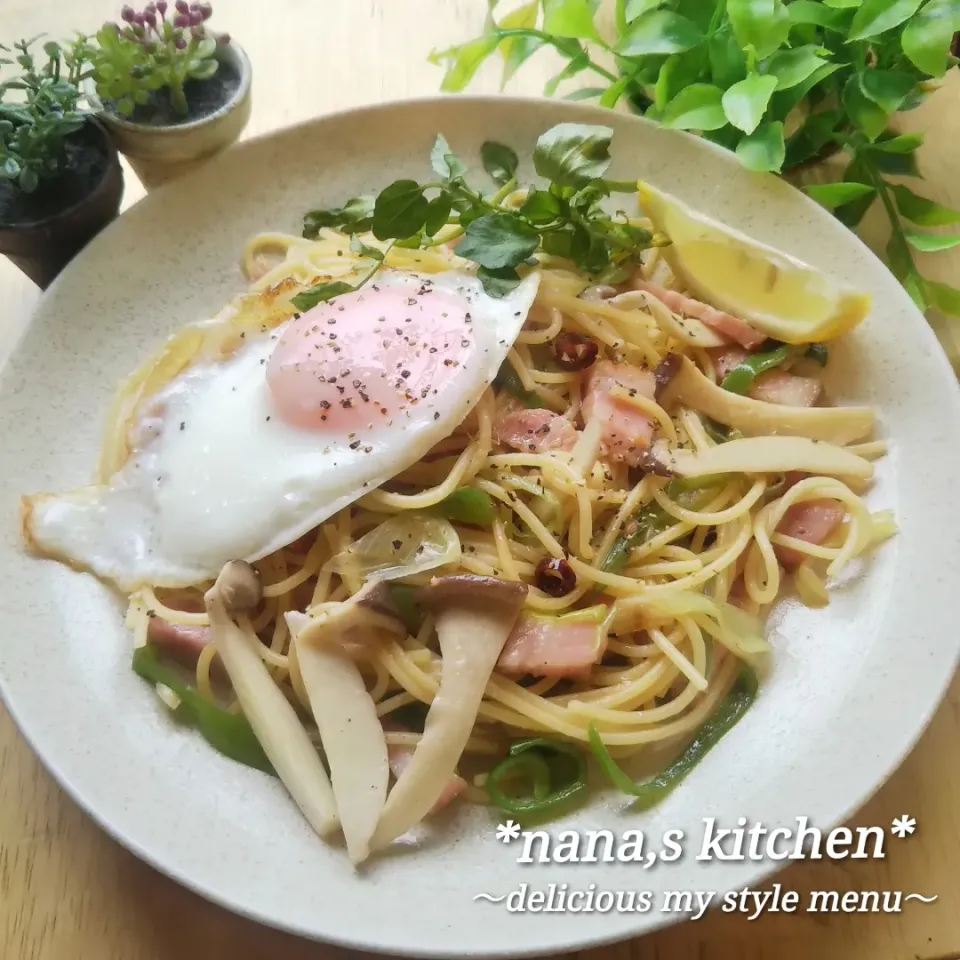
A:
<box><xmin>638</xmin><ymin>181</ymin><xmax>871</xmax><ymax>345</ymax></box>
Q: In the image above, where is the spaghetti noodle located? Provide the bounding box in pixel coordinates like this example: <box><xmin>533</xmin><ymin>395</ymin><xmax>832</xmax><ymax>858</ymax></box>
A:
<box><xmin>113</xmin><ymin>222</ymin><xmax>892</xmax><ymax>772</ymax></box>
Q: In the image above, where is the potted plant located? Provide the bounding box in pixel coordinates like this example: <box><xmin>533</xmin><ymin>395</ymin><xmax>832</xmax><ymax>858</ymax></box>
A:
<box><xmin>0</xmin><ymin>38</ymin><xmax>123</xmax><ymax>288</ymax></box>
<box><xmin>433</xmin><ymin>0</ymin><xmax>960</xmax><ymax>323</ymax></box>
<box><xmin>85</xmin><ymin>2</ymin><xmax>251</xmax><ymax>186</ymax></box>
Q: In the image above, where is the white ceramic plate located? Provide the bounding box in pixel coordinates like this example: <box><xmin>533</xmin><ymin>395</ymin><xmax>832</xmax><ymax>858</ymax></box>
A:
<box><xmin>1</xmin><ymin>96</ymin><xmax>959</xmax><ymax>957</ymax></box>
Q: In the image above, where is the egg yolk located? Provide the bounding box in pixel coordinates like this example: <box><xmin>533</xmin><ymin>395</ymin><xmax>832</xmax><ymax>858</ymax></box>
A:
<box><xmin>266</xmin><ymin>279</ymin><xmax>477</xmax><ymax>433</ymax></box>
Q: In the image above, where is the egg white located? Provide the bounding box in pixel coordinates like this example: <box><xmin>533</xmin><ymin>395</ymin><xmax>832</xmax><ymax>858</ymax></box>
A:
<box><xmin>24</xmin><ymin>269</ymin><xmax>541</xmax><ymax>591</ymax></box>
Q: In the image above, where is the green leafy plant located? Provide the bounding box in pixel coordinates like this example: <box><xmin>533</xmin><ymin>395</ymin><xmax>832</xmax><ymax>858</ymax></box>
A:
<box><xmin>89</xmin><ymin>1</ymin><xmax>226</xmax><ymax>118</ymax></box>
<box><xmin>0</xmin><ymin>38</ymin><xmax>91</xmax><ymax>194</ymax></box>
<box><xmin>433</xmin><ymin>0</ymin><xmax>960</xmax><ymax>317</ymax></box>
<box><xmin>293</xmin><ymin>122</ymin><xmax>665</xmax><ymax>310</ymax></box>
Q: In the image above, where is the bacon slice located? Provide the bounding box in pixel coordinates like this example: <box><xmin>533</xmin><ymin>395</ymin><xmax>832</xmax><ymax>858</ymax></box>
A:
<box><xmin>497</xmin><ymin>609</ymin><xmax>608</xmax><ymax>678</ymax></box>
<box><xmin>386</xmin><ymin>742</ymin><xmax>466</xmax><ymax>813</ymax></box>
<box><xmin>146</xmin><ymin>617</ymin><xmax>210</xmax><ymax>667</ymax></box>
<box><xmin>707</xmin><ymin>348</ymin><xmax>821</xmax><ymax>407</ymax></box>
<box><xmin>582</xmin><ymin>360</ymin><xmax>657</xmax><ymax>467</ymax></box>
<box><xmin>775</xmin><ymin>499</ymin><xmax>846</xmax><ymax>568</ymax></box>
<box><xmin>750</xmin><ymin>371</ymin><xmax>822</xmax><ymax>408</ymax></box>
<box><xmin>635</xmin><ymin>282</ymin><xmax>766</xmax><ymax>349</ymax></box>
<box><xmin>493</xmin><ymin>407</ymin><xmax>579</xmax><ymax>454</ymax></box>
<box><xmin>708</xmin><ymin>346</ymin><xmax>749</xmax><ymax>380</ymax></box>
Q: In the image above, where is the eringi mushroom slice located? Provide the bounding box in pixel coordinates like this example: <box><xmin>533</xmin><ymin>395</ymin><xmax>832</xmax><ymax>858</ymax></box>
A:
<box><xmin>667</xmin><ymin>356</ymin><xmax>874</xmax><ymax>444</ymax></box>
<box><xmin>370</xmin><ymin>575</ymin><xmax>528</xmax><ymax>851</ymax></box>
<box><xmin>286</xmin><ymin>582</ymin><xmax>407</xmax><ymax>865</ymax></box>
<box><xmin>204</xmin><ymin>561</ymin><xmax>338</xmax><ymax>838</ymax></box>
<box><xmin>659</xmin><ymin>435</ymin><xmax>873</xmax><ymax>480</ymax></box>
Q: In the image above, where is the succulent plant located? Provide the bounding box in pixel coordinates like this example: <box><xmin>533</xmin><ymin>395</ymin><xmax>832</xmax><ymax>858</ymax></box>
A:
<box><xmin>89</xmin><ymin>2</ymin><xmax>227</xmax><ymax>117</ymax></box>
<box><xmin>0</xmin><ymin>38</ymin><xmax>91</xmax><ymax>194</ymax></box>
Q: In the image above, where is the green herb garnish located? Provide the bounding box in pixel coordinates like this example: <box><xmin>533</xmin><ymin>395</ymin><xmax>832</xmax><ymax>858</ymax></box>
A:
<box><xmin>292</xmin><ymin>122</ymin><xmax>661</xmax><ymax>309</ymax></box>
<box><xmin>434</xmin><ymin>0</ymin><xmax>960</xmax><ymax>320</ymax></box>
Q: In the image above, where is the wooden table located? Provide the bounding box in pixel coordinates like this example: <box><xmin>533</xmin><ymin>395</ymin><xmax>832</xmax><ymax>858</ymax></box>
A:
<box><xmin>1</xmin><ymin>2</ymin><xmax>958</xmax><ymax>958</ymax></box>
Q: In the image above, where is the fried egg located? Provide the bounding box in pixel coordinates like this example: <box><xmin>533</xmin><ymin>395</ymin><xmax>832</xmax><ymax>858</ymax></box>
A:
<box><xmin>23</xmin><ymin>268</ymin><xmax>541</xmax><ymax>590</ymax></box>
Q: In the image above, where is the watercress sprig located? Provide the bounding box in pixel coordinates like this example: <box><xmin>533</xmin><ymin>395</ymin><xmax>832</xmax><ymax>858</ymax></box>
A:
<box><xmin>432</xmin><ymin>0</ymin><xmax>960</xmax><ymax>320</ymax></box>
<box><xmin>292</xmin><ymin>122</ymin><xmax>663</xmax><ymax>310</ymax></box>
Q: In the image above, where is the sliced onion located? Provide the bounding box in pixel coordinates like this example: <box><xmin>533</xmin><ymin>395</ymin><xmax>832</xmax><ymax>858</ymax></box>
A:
<box><xmin>323</xmin><ymin>514</ymin><xmax>460</xmax><ymax>581</ymax></box>
<box><xmin>615</xmin><ymin>591</ymin><xmax>770</xmax><ymax>660</ymax></box>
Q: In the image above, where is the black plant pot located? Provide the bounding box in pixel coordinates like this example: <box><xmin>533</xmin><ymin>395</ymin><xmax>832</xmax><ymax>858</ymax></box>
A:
<box><xmin>0</xmin><ymin>119</ymin><xmax>124</xmax><ymax>289</ymax></box>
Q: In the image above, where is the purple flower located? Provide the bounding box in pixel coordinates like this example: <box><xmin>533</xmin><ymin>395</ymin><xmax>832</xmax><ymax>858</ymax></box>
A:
<box><xmin>175</xmin><ymin>35</ymin><xmax>187</xmax><ymax>49</ymax></box>
<box><xmin>145</xmin><ymin>2</ymin><xmax>156</xmax><ymax>12</ymax></box>
<box><xmin>198</xmin><ymin>2</ymin><xmax>212</xmax><ymax>19</ymax></box>
<box><xmin>189</xmin><ymin>9</ymin><xmax>203</xmax><ymax>24</ymax></box>
<box><xmin>175</xmin><ymin>0</ymin><xmax>188</xmax><ymax>11</ymax></box>
<box><xmin>156</xmin><ymin>0</ymin><xmax>167</xmax><ymax>13</ymax></box>
<box><xmin>217</xmin><ymin>30</ymin><xmax>230</xmax><ymax>45</ymax></box>
<box><xmin>173</xmin><ymin>13</ymin><xmax>189</xmax><ymax>27</ymax></box>
<box><xmin>133</xmin><ymin>11</ymin><xmax>145</xmax><ymax>24</ymax></box>
<box><xmin>144</xmin><ymin>10</ymin><xmax>156</xmax><ymax>26</ymax></box>
<box><xmin>121</xmin><ymin>4</ymin><xmax>135</xmax><ymax>21</ymax></box>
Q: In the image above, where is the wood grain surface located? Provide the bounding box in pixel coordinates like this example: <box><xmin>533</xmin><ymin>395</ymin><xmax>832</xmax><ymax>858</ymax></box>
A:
<box><xmin>1</xmin><ymin>2</ymin><xmax>958</xmax><ymax>958</ymax></box>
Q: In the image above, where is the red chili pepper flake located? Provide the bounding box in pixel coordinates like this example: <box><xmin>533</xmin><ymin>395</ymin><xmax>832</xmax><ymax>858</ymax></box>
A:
<box><xmin>534</xmin><ymin>557</ymin><xmax>577</xmax><ymax>597</ymax></box>
<box><xmin>554</xmin><ymin>332</ymin><xmax>599</xmax><ymax>371</ymax></box>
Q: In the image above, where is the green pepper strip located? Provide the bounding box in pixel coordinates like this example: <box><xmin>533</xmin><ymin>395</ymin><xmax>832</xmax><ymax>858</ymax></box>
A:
<box><xmin>493</xmin><ymin>358</ymin><xmax>545</xmax><ymax>409</ymax></box>
<box><xmin>387</xmin><ymin>583</ymin><xmax>427</xmax><ymax>635</ymax></box>
<box><xmin>132</xmin><ymin>644</ymin><xmax>274</xmax><ymax>775</ymax></box>
<box><xmin>600</xmin><ymin>477</ymin><xmax>722</xmax><ymax>575</ymax></box>
<box><xmin>587</xmin><ymin>665</ymin><xmax>758</xmax><ymax>810</ymax></box>
<box><xmin>720</xmin><ymin>344</ymin><xmax>792</xmax><ymax>395</ymax></box>
<box><xmin>804</xmin><ymin>343</ymin><xmax>828</xmax><ymax>367</ymax></box>
<box><xmin>436</xmin><ymin>487</ymin><xmax>496</xmax><ymax>527</ymax></box>
<box><xmin>702</xmin><ymin>417</ymin><xmax>742</xmax><ymax>445</ymax></box>
<box><xmin>486</xmin><ymin>737</ymin><xmax>589</xmax><ymax>818</ymax></box>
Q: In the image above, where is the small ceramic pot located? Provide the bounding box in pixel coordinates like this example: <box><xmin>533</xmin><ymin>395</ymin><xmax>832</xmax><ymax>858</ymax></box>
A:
<box><xmin>0</xmin><ymin>119</ymin><xmax>124</xmax><ymax>288</ymax></box>
<box><xmin>94</xmin><ymin>40</ymin><xmax>252</xmax><ymax>188</ymax></box>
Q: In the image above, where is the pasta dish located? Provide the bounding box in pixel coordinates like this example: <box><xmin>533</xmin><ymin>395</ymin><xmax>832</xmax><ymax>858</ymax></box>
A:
<box><xmin>20</xmin><ymin>123</ymin><xmax>894</xmax><ymax>864</ymax></box>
